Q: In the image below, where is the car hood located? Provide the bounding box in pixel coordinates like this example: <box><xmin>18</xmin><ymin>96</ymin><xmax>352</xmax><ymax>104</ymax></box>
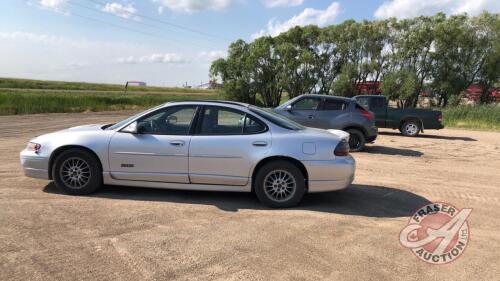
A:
<box><xmin>64</xmin><ymin>124</ymin><xmax>106</xmax><ymax>132</ymax></box>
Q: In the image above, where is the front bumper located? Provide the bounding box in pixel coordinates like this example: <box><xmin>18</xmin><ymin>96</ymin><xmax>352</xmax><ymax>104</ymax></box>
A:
<box><xmin>303</xmin><ymin>156</ymin><xmax>355</xmax><ymax>193</ymax></box>
<box><xmin>20</xmin><ymin>150</ymin><xmax>50</xmax><ymax>180</ymax></box>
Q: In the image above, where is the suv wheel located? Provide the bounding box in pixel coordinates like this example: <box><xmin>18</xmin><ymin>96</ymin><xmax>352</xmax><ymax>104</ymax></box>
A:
<box><xmin>401</xmin><ymin>120</ymin><xmax>421</xmax><ymax>137</ymax></box>
<box><xmin>52</xmin><ymin>148</ymin><xmax>102</xmax><ymax>195</ymax></box>
<box><xmin>346</xmin><ymin>129</ymin><xmax>366</xmax><ymax>152</ymax></box>
<box><xmin>254</xmin><ymin>160</ymin><xmax>306</xmax><ymax>208</ymax></box>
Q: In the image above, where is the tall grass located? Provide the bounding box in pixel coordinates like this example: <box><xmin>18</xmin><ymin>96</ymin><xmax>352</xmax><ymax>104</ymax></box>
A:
<box><xmin>0</xmin><ymin>91</ymin><xmax>218</xmax><ymax>115</ymax></box>
<box><xmin>0</xmin><ymin>77</ymin><xmax>214</xmax><ymax>94</ymax></box>
<box><xmin>443</xmin><ymin>105</ymin><xmax>500</xmax><ymax>130</ymax></box>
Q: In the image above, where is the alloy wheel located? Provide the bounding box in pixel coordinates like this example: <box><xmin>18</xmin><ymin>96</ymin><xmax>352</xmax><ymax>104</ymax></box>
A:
<box><xmin>263</xmin><ymin>170</ymin><xmax>297</xmax><ymax>202</ymax></box>
<box><xmin>59</xmin><ymin>157</ymin><xmax>92</xmax><ymax>189</ymax></box>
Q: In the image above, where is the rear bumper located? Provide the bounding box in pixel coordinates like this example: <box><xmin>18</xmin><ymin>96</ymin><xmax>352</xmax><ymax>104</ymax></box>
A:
<box><xmin>20</xmin><ymin>150</ymin><xmax>50</xmax><ymax>180</ymax></box>
<box><xmin>303</xmin><ymin>156</ymin><xmax>355</xmax><ymax>193</ymax></box>
<box><xmin>366</xmin><ymin>126</ymin><xmax>378</xmax><ymax>142</ymax></box>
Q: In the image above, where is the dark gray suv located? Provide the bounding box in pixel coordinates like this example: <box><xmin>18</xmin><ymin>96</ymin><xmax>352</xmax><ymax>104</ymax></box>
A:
<box><xmin>274</xmin><ymin>94</ymin><xmax>378</xmax><ymax>151</ymax></box>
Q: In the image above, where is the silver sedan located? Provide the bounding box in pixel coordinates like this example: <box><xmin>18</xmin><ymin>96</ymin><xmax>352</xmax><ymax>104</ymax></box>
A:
<box><xmin>20</xmin><ymin>101</ymin><xmax>355</xmax><ymax>207</ymax></box>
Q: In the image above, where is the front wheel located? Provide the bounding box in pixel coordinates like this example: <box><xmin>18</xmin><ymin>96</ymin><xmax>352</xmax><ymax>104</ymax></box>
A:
<box><xmin>401</xmin><ymin>120</ymin><xmax>421</xmax><ymax>137</ymax></box>
<box><xmin>52</xmin><ymin>148</ymin><xmax>102</xmax><ymax>195</ymax></box>
<box><xmin>346</xmin><ymin>129</ymin><xmax>366</xmax><ymax>152</ymax></box>
<box><xmin>254</xmin><ymin>161</ymin><xmax>306</xmax><ymax>208</ymax></box>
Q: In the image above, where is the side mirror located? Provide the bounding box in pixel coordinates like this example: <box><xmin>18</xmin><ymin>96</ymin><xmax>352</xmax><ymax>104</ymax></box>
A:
<box><xmin>285</xmin><ymin>104</ymin><xmax>293</xmax><ymax>112</ymax></box>
<box><xmin>122</xmin><ymin>121</ymin><xmax>139</xmax><ymax>134</ymax></box>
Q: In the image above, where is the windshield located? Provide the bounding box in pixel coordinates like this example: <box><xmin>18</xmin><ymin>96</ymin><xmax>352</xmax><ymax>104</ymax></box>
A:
<box><xmin>249</xmin><ymin>106</ymin><xmax>305</xmax><ymax>130</ymax></box>
<box><xmin>105</xmin><ymin>104</ymin><xmax>166</xmax><ymax>130</ymax></box>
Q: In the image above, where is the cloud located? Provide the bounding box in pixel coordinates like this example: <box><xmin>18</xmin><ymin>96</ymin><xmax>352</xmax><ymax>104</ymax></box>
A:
<box><xmin>101</xmin><ymin>2</ymin><xmax>139</xmax><ymax>19</ymax></box>
<box><xmin>262</xmin><ymin>0</ymin><xmax>305</xmax><ymax>8</ymax></box>
<box><xmin>116</xmin><ymin>53</ymin><xmax>188</xmax><ymax>64</ymax></box>
<box><xmin>374</xmin><ymin>0</ymin><xmax>500</xmax><ymax>19</ymax></box>
<box><xmin>197</xmin><ymin>50</ymin><xmax>227</xmax><ymax>61</ymax></box>
<box><xmin>38</xmin><ymin>0</ymin><xmax>68</xmax><ymax>13</ymax></box>
<box><xmin>155</xmin><ymin>0</ymin><xmax>232</xmax><ymax>13</ymax></box>
<box><xmin>252</xmin><ymin>2</ymin><xmax>341</xmax><ymax>38</ymax></box>
<box><xmin>0</xmin><ymin>31</ymin><xmax>133</xmax><ymax>50</ymax></box>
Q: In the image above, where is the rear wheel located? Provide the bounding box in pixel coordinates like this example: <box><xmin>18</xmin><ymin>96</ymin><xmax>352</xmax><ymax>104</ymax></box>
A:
<box><xmin>254</xmin><ymin>161</ymin><xmax>306</xmax><ymax>208</ymax></box>
<box><xmin>52</xmin><ymin>148</ymin><xmax>102</xmax><ymax>195</ymax></box>
<box><xmin>401</xmin><ymin>120</ymin><xmax>421</xmax><ymax>137</ymax></box>
<box><xmin>346</xmin><ymin>129</ymin><xmax>366</xmax><ymax>152</ymax></box>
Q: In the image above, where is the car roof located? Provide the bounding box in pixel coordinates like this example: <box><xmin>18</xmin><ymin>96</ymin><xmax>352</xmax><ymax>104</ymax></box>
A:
<box><xmin>164</xmin><ymin>100</ymin><xmax>250</xmax><ymax>108</ymax></box>
<box><xmin>296</xmin><ymin>94</ymin><xmax>354</xmax><ymax>102</ymax></box>
<box><xmin>354</xmin><ymin>95</ymin><xmax>385</xmax><ymax>98</ymax></box>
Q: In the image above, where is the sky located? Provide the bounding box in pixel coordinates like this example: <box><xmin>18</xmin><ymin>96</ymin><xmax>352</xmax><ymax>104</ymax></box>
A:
<box><xmin>0</xmin><ymin>0</ymin><xmax>499</xmax><ymax>87</ymax></box>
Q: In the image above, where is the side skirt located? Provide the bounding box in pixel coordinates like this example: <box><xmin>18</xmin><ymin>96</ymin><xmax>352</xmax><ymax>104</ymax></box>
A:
<box><xmin>102</xmin><ymin>172</ymin><xmax>251</xmax><ymax>192</ymax></box>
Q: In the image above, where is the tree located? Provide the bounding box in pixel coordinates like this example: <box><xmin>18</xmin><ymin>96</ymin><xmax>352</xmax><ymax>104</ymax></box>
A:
<box><xmin>389</xmin><ymin>15</ymin><xmax>442</xmax><ymax>107</ymax></box>
<box><xmin>247</xmin><ymin>36</ymin><xmax>283</xmax><ymax>107</ymax></box>
<box><xmin>275</xmin><ymin>26</ymin><xmax>320</xmax><ymax>98</ymax></box>
<box><xmin>432</xmin><ymin>13</ymin><xmax>498</xmax><ymax>106</ymax></box>
<box><xmin>210</xmin><ymin>40</ymin><xmax>256</xmax><ymax>104</ymax></box>
<box><xmin>211</xmin><ymin>13</ymin><xmax>500</xmax><ymax>107</ymax></box>
<box><xmin>380</xmin><ymin>69</ymin><xmax>419</xmax><ymax>108</ymax></box>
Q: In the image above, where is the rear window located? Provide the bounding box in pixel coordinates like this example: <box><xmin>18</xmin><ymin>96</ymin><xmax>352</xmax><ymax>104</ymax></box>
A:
<box><xmin>249</xmin><ymin>106</ymin><xmax>305</xmax><ymax>131</ymax></box>
<box><xmin>371</xmin><ymin>97</ymin><xmax>386</xmax><ymax>109</ymax></box>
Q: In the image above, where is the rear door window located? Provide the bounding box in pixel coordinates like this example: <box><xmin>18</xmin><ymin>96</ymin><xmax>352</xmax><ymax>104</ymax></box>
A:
<box><xmin>322</xmin><ymin>99</ymin><xmax>349</xmax><ymax>110</ymax></box>
<box><xmin>199</xmin><ymin>106</ymin><xmax>266</xmax><ymax>135</ymax></box>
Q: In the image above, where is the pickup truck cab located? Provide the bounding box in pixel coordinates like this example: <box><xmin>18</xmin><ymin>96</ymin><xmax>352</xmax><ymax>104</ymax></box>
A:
<box><xmin>354</xmin><ymin>95</ymin><xmax>444</xmax><ymax>137</ymax></box>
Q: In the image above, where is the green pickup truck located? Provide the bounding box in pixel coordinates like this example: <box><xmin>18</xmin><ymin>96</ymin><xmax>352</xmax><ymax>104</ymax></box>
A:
<box><xmin>354</xmin><ymin>95</ymin><xmax>444</xmax><ymax>137</ymax></box>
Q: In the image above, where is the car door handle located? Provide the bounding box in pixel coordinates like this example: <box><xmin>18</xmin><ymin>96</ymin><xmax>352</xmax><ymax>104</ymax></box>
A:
<box><xmin>252</xmin><ymin>141</ymin><xmax>268</xmax><ymax>147</ymax></box>
<box><xmin>308</xmin><ymin>115</ymin><xmax>315</xmax><ymax>119</ymax></box>
<box><xmin>170</xmin><ymin>140</ymin><xmax>185</xmax><ymax>146</ymax></box>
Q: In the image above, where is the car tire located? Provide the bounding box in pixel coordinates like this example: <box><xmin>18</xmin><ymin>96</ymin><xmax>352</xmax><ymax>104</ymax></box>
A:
<box><xmin>254</xmin><ymin>160</ymin><xmax>306</xmax><ymax>208</ymax></box>
<box><xmin>346</xmin><ymin>129</ymin><xmax>366</xmax><ymax>152</ymax></box>
<box><xmin>401</xmin><ymin>120</ymin><xmax>421</xmax><ymax>137</ymax></box>
<box><xmin>52</xmin><ymin>148</ymin><xmax>102</xmax><ymax>195</ymax></box>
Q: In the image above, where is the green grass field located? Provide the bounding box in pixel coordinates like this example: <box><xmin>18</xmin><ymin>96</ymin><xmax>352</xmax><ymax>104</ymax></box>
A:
<box><xmin>0</xmin><ymin>91</ymin><xmax>219</xmax><ymax>115</ymax></box>
<box><xmin>0</xmin><ymin>77</ymin><xmax>214</xmax><ymax>94</ymax></box>
<box><xmin>442</xmin><ymin>105</ymin><xmax>500</xmax><ymax>131</ymax></box>
<box><xmin>0</xmin><ymin>77</ymin><xmax>219</xmax><ymax>115</ymax></box>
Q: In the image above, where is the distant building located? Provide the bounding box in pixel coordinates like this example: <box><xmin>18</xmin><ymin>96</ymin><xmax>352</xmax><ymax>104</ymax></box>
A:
<box><xmin>353</xmin><ymin>82</ymin><xmax>381</xmax><ymax>95</ymax></box>
<box><xmin>126</xmin><ymin>81</ymin><xmax>146</xmax><ymax>87</ymax></box>
<box><xmin>197</xmin><ymin>81</ymin><xmax>222</xmax><ymax>90</ymax></box>
<box><xmin>464</xmin><ymin>84</ymin><xmax>500</xmax><ymax>102</ymax></box>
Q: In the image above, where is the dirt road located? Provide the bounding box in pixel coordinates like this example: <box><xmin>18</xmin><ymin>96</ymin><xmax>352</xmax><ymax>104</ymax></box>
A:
<box><xmin>1</xmin><ymin>111</ymin><xmax>499</xmax><ymax>280</ymax></box>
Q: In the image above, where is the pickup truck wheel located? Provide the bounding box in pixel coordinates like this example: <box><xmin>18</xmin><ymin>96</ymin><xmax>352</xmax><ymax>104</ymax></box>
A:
<box><xmin>401</xmin><ymin>120</ymin><xmax>421</xmax><ymax>137</ymax></box>
<box><xmin>346</xmin><ymin>129</ymin><xmax>366</xmax><ymax>152</ymax></box>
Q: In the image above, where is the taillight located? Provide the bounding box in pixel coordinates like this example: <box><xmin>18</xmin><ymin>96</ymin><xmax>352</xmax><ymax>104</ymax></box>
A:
<box><xmin>334</xmin><ymin>139</ymin><xmax>350</xmax><ymax>156</ymax></box>
<box><xmin>357</xmin><ymin>108</ymin><xmax>374</xmax><ymax>121</ymax></box>
<box><xmin>437</xmin><ymin>114</ymin><xmax>443</xmax><ymax>123</ymax></box>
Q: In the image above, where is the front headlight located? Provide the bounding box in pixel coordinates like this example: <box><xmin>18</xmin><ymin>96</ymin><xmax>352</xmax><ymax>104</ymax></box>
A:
<box><xmin>26</xmin><ymin>142</ymin><xmax>42</xmax><ymax>153</ymax></box>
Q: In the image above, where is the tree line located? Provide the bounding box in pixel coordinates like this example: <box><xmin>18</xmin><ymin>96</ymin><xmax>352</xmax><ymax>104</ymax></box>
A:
<box><xmin>210</xmin><ymin>12</ymin><xmax>499</xmax><ymax>108</ymax></box>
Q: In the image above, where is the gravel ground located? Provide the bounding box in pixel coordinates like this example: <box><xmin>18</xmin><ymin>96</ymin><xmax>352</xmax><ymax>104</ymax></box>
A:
<box><xmin>1</xmin><ymin>111</ymin><xmax>499</xmax><ymax>281</ymax></box>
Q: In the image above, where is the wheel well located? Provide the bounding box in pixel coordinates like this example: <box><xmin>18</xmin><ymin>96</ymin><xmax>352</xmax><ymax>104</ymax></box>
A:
<box><xmin>48</xmin><ymin>145</ymin><xmax>103</xmax><ymax>180</ymax></box>
<box><xmin>251</xmin><ymin>156</ymin><xmax>309</xmax><ymax>192</ymax></box>
<box><xmin>342</xmin><ymin>126</ymin><xmax>367</xmax><ymax>138</ymax></box>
